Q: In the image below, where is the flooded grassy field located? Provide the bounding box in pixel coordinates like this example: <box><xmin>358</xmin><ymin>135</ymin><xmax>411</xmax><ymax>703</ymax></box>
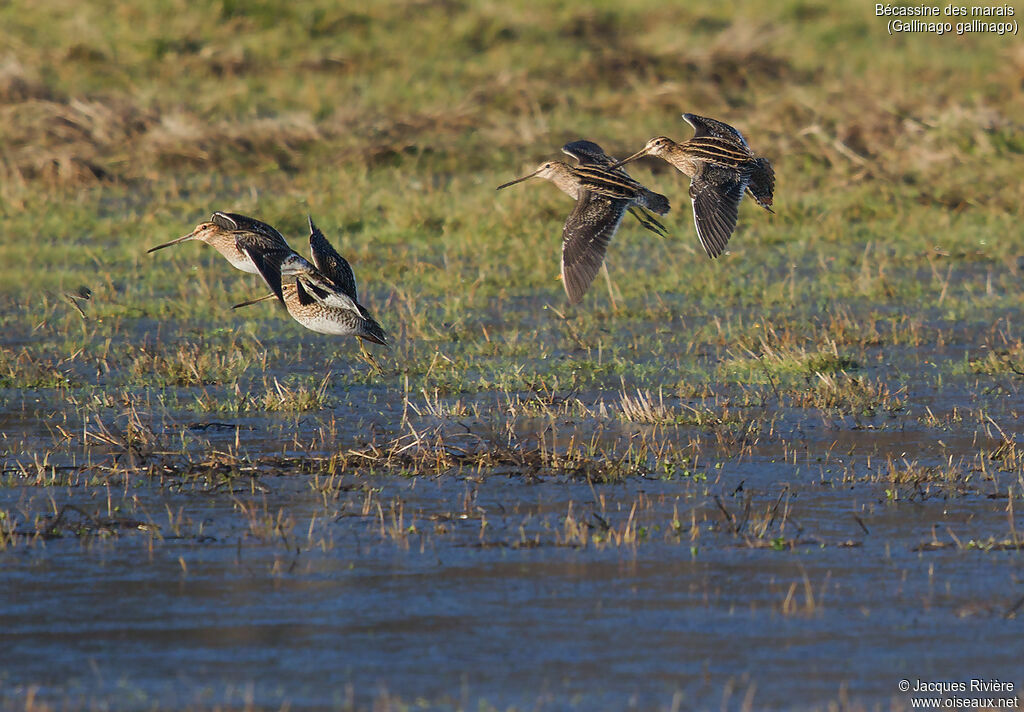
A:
<box><xmin>2</xmin><ymin>0</ymin><xmax>1023</xmax><ymax>710</ymax></box>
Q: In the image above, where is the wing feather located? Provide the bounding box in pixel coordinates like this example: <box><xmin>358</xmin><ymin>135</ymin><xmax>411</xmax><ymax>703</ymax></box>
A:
<box><xmin>689</xmin><ymin>164</ymin><xmax>745</xmax><ymax>259</ymax></box>
<box><xmin>682</xmin><ymin>114</ymin><xmax>749</xmax><ymax>147</ymax></box>
<box><xmin>562</xmin><ymin>141</ymin><xmax>670</xmax><ymax>218</ymax></box>
<box><xmin>234</xmin><ymin>238</ymin><xmax>292</xmax><ymax>305</ymax></box>
<box><xmin>307</xmin><ymin>216</ymin><xmax>359</xmax><ymax>301</ymax></box>
<box><xmin>560</xmin><ymin>192</ymin><xmax>628</xmax><ymax>303</ymax></box>
<box><xmin>211</xmin><ymin>212</ymin><xmax>290</xmax><ymax>251</ymax></box>
<box><xmin>281</xmin><ymin>255</ymin><xmax>360</xmax><ymax>312</ymax></box>
<box><xmin>561</xmin><ymin>140</ymin><xmax>611</xmax><ymax>167</ymax></box>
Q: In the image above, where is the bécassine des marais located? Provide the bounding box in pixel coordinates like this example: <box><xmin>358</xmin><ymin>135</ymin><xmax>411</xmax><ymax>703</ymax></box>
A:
<box><xmin>875</xmin><ymin>3</ymin><xmax>1017</xmax><ymax>34</ymax></box>
<box><xmin>875</xmin><ymin>4</ymin><xmax>1014</xmax><ymax>15</ymax></box>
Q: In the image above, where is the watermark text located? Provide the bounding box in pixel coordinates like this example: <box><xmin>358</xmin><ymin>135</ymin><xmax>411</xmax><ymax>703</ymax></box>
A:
<box><xmin>875</xmin><ymin>4</ymin><xmax>1018</xmax><ymax>34</ymax></box>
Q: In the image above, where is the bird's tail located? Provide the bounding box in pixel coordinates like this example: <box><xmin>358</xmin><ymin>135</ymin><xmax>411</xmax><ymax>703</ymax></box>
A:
<box><xmin>747</xmin><ymin>158</ymin><xmax>775</xmax><ymax>212</ymax></box>
<box><xmin>639</xmin><ymin>189</ymin><xmax>670</xmax><ymax>216</ymax></box>
<box><xmin>359</xmin><ymin>317</ymin><xmax>389</xmax><ymax>347</ymax></box>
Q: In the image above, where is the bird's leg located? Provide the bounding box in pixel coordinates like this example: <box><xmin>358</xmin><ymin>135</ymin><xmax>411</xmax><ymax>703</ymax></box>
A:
<box><xmin>628</xmin><ymin>207</ymin><xmax>668</xmax><ymax>238</ymax></box>
<box><xmin>359</xmin><ymin>339</ymin><xmax>386</xmax><ymax>376</ymax></box>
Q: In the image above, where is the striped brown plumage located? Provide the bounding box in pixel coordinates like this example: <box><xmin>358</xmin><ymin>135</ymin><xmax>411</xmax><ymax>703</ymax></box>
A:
<box><xmin>561</xmin><ymin>139</ymin><xmax>670</xmax><ymax>237</ymax></box>
<box><xmin>609</xmin><ymin>114</ymin><xmax>774</xmax><ymax>258</ymax></box>
<box><xmin>236</xmin><ymin>216</ymin><xmax>388</xmax><ymax>346</ymax></box>
<box><xmin>496</xmin><ymin>153</ymin><xmax>672</xmax><ymax>303</ymax></box>
<box><xmin>147</xmin><ymin>211</ymin><xmax>292</xmax><ymax>274</ymax></box>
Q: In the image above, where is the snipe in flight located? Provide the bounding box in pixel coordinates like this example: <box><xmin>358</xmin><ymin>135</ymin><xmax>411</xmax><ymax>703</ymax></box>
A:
<box><xmin>147</xmin><ymin>212</ymin><xmax>292</xmax><ymax>274</ymax></box>
<box><xmin>496</xmin><ymin>146</ymin><xmax>671</xmax><ymax>304</ymax></box>
<box><xmin>236</xmin><ymin>216</ymin><xmax>388</xmax><ymax>350</ymax></box>
<box><xmin>560</xmin><ymin>139</ymin><xmax>670</xmax><ymax>239</ymax></box>
<box><xmin>609</xmin><ymin>114</ymin><xmax>774</xmax><ymax>259</ymax></box>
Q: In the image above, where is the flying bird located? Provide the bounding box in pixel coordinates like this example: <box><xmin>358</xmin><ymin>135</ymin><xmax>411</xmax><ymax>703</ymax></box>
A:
<box><xmin>560</xmin><ymin>140</ymin><xmax>670</xmax><ymax>238</ymax></box>
<box><xmin>236</xmin><ymin>217</ymin><xmax>388</xmax><ymax>349</ymax></box>
<box><xmin>609</xmin><ymin>114</ymin><xmax>774</xmax><ymax>258</ymax></box>
<box><xmin>497</xmin><ymin>148</ymin><xmax>671</xmax><ymax>304</ymax></box>
<box><xmin>147</xmin><ymin>212</ymin><xmax>292</xmax><ymax>274</ymax></box>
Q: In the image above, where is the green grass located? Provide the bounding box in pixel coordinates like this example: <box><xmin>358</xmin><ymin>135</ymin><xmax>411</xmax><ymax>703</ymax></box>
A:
<box><xmin>0</xmin><ymin>0</ymin><xmax>1022</xmax><ymax>464</ymax></box>
<box><xmin>3</xmin><ymin>10</ymin><xmax>1024</xmax><ymax>711</ymax></box>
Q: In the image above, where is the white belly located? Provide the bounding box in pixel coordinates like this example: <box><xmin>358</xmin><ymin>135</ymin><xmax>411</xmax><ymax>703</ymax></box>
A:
<box><xmin>292</xmin><ymin>311</ymin><xmax>358</xmax><ymax>336</ymax></box>
<box><xmin>224</xmin><ymin>250</ymin><xmax>260</xmax><ymax>274</ymax></box>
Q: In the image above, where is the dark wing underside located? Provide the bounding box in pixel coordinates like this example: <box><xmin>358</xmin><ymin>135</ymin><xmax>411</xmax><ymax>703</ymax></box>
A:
<box><xmin>294</xmin><ymin>277</ymin><xmax>317</xmax><ymax>306</ymax></box>
<box><xmin>682</xmin><ymin>114</ymin><xmax>749</xmax><ymax>148</ymax></box>
<box><xmin>689</xmin><ymin>163</ymin><xmax>745</xmax><ymax>259</ymax></box>
<box><xmin>307</xmin><ymin>217</ymin><xmax>359</xmax><ymax>301</ymax></box>
<box><xmin>280</xmin><ymin>254</ymin><xmax>360</xmax><ymax>312</ymax></box>
<box><xmin>561</xmin><ymin>140</ymin><xmax>611</xmax><ymax>167</ymax></box>
<box><xmin>213</xmin><ymin>211</ymin><xmax>290</xmax><ymax>251</ymax></box>
<box><xmin>235</xmin><ymin>236</ymin><xmax>292</xmax><ymax>304</ymax></box>
<box><xmin>560</xmin><ymin>191</ymin><xmax>628</xmax><ymax>304</ymax></box>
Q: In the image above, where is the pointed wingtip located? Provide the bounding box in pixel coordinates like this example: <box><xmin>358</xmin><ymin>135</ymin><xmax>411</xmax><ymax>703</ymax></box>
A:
<box><xmin>307</xmin><ymin>214</ymin><xmax>317</xmax><ymax>234</ymax></box>
<box><xmin>210</xmin><ymin>211</ymin><xmax>238</xmax><ymax>230</ymax></box>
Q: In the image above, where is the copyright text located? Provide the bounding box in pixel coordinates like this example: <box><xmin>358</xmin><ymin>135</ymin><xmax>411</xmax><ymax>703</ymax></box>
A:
<box><xmin>898</xmin><ymin>679</ymin><xmax>1019</xmax><ymax>709</ymax></box>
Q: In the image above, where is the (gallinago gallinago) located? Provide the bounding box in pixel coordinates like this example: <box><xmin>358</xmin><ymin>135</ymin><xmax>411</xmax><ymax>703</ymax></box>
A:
<box><xmin>560</xmin><ymin>139</ymin><xmax>670</xmax><ymax>238</ymax></box>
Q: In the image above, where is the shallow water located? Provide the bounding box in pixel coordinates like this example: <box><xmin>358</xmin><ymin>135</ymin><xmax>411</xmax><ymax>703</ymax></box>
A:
<box><xmin>3</xmin><ymin>396</ymin><xmax>1023</xmax><ymax>711</ymax></box>
<box><xmin>2</xmin><ymin>315</ymin><xmax>1024</xmax><ymax>711</ymax></box>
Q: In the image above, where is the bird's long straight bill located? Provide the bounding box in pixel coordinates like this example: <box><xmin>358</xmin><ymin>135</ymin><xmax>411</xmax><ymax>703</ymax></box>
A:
<box><xmin>232</xmin><ymin>293</ymin><xmax>278</xmax><ymax>310</ymax></box>
<box><xmin>606</xmin><ymin>149</ymin><xmax>649</xmax><ymax>171</ymax></box>
<box><xmin>146</xmin><ymin>231</ymin><xmax>196</xmax><ymax>253</ymax></box>
<box><xmin>496</xmin><ymin>170</ymin><xmax>540</xmax><ymax>191</ymax></box>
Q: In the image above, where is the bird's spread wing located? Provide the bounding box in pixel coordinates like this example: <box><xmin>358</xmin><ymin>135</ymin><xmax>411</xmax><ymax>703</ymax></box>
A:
<box><xmin>307</xmin><ymin>217</ymin><xmax>359</xmax><ymax>301</ymax></box>
<box><xmin>210</xmin><ymin>211</ymin><xmax>242</xmax><ymax>231</ymax></box>
<box><xmin>683</xmin><ymin>114</ymin><xmax>749</xmax><ymax>148</ymax></box>
<box><xmin>213</xmin><ymin>211</ymin><xmax>290</xmax><ymax>250</ymax></box>
<box><xmin>280</xmin><ymin>254</ymin><xmax>360</xmax><ymax>313</ymax></box>
<box><xmin>561</xmin><ymin>140</ymin><xmax>612</xmax><ymax>167</ymax></box>
<box><xmin>561</xmin><ymin>192</ymin><xmax>628</xmax><ymax>303</ymax></box>
<box><xmin>297</xmin><ymin>274</ymin><xmax>359</xmax><ymax>313</ymax></box>
<box><xmin>689</xmin><ymin>164</ymin><xmax>745</xmax><ymax>259</ymax></box>
<box><xmin>235</xmin><ymin>238</ymin><xmax>292</xmax><ymax>304</ymax></box>
<box><xmin>563</xmin><ymin>141</ymin><xmax>670</xmax><ymax>218</ymax></box>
